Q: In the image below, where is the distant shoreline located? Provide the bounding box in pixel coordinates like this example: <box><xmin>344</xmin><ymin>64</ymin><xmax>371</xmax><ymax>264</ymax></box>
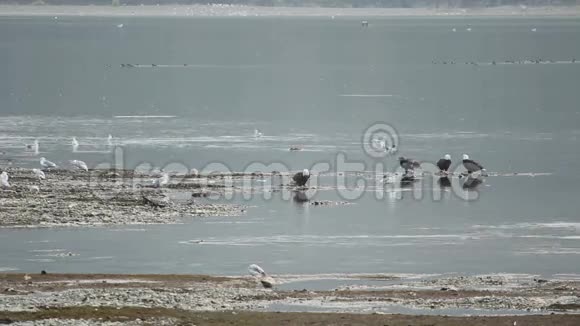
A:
<box><xmin>1</xmin><ymin>5</ymin><xmax>580</xmax><ymax>18</ymax></box>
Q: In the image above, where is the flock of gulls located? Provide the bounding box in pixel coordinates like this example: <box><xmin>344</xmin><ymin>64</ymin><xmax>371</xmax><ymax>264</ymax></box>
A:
<box><xmin>0</xmin><ymin>136</ymin><xmax>111</xmax><ymax>190</ymax></box>
<box><xmin>0</xmin><ymin>130</ymin><xmax>309</xmax><ymax>190</ymax></box>
<box><xmin>1</xmin><ymin>133</ymin><xmax>178</xmax><ymax>191</ymax></box>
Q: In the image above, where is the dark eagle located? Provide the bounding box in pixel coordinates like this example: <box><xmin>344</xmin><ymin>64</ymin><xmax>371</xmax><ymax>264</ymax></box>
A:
<box><xmin>398</xmin><ymin>157</ymin><xmax>421</xmax><ymax>174</ymax></box>
<box><xmin>437</xmin><ymin>154</ymin><xmax>452</xmax><ymax>173</ymax></box>
<box><xmin>292</xmin><ymin>169</ymin><xmax>310</xmax><ymax>187</ymax></box>
<box><xmin>462</xmin><ymin>154</ymin><xmax>485</xmax><ymax>174</ymax></box>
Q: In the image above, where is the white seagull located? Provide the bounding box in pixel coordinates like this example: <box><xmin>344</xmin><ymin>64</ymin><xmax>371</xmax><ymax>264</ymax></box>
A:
<box><xmin>107</xmin><ymin>134</ymin><xmax>114</xmax><ymax>146</ymax></box>
<box><xmin>40</xmin><ymin>157</ymin><xmax>58</xmax><ymax>170</ymax></box>
<box><xmin>248</xmin><ymin>264</ymin><xmax>274</xmax><ymax>288</ymax></box>
<box><xmin>254</xmin><ymin>129</ymin><xmax>263</xmax><ymax>138</ymax></box>
<box><xmin>72</xmin><ymin>137</ymin><xmax>79</xmax><ymax>151</ymax></box>
<box><xmin>32</xmin><ymin>168</ymin><xmax>46</xmax><ymax>180</ymax></box>
<box><xmin>152</xmin><ymin>172</ymin><xmax>170</xmax><ymax>188</ymax></box>
<box><xmin>70</xmin><ymin>160</ymin><xmax>88</xmax><ymax>172</ymax></box>
<box><xmin>1</xmin><ymin>171</ymin><xmax>10</xmax><ymax>188</ymax></box>
<box><xmin>248</xmin><ymin>264</ymin><xmax>266</xmax><ymax>277</ymax></box>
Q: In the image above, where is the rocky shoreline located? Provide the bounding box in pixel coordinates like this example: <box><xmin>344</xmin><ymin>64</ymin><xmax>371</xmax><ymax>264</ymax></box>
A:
<box><xmin>0</xmin><ymin>273</ymin><xmax>579</xmax><ymax>325</ymax></box>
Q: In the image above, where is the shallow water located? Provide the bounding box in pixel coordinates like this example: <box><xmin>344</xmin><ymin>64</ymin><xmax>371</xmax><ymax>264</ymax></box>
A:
<box><xmin>1</xmin><ymin>16</ymin><xmax>580</xmax><ymax>279</ymax></box>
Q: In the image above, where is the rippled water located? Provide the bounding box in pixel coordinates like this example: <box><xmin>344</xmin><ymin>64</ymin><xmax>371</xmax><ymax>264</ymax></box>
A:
<box><xmin>1</xmin><ymin>16</ymin><xmax>580</xmax><ymax>278</ymax></box>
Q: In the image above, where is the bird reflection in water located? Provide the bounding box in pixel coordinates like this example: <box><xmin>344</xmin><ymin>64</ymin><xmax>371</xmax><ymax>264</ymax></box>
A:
<box><xmin>438</xmin><ymin>176</ymin><xmax>452</xmax><ymax>188</ymax></box>
<box><xmin>462</xmin><ymin>176</ymin><xmax>483</xmax><ymax>190</ymax></box>
<box><xmin>293</xmin><ymin>190</ymin><xmax>310</xmax><ymax>203</ymax></box>
<box><xmin>400</xmin><ymin>175</ymin><xmax>418</xmax><ymax>188</ymax></box>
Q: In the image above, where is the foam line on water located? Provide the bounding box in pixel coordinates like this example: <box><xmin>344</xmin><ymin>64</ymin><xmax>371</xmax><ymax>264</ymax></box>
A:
<box><xmin>114</xmin><ymin>115</ymin><xmax>177</xmax><ymax>118</ymax></box>
<box><xmin>517</xmin><ymin>248</ymin><xmax>580</xmax><ymax>255</ymax></box>
<box><xmin>473</xmin><ymin>222</ymin><xmax>580</xmax><ymax>231</ymax></box>
<box><xmin>178</xmin><ymin>234</ymin><xmax>480</xmax><ymax>247</ymax></box>
<box><xmin>339</xmin><ymin>94</ymin><xmax>395</xmax><ymax>97</ymax></box>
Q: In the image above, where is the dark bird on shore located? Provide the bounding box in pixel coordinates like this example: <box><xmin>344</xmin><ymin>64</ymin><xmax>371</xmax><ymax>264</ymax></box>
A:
<box><xmin>462</xmin><ymin>154</ymin><xmax>485</xmax><ymax>174</ymax></box>
<box><xmin>437</xmin><ymin>154</ymin><xmax>452</xmax><ymax>174</ymax></box>
<box><xmin>292</xmin><ymin>169</ymin><xmax>310</xmax><ymax>187</ymax></box>
<box><xmin>399</xmin><ymin>157</ymin><xmax>421</xmax><ymax>174</ymax></box>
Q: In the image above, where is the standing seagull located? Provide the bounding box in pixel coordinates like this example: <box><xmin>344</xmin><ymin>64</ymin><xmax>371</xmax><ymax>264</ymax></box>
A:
<box><xmin>152</xmin><ymin>172</ymin><xmax>170</xmax><ymax>188</ymax></box>
<box><xmin>248</xmin><ymin>264</ymin><xmax>274</xmax><ymax>289</ymax></box>
<box><xmin>40</xmin><ymin>157</ymin><xmax>58</xmax><ymax>170</ymax></box>
<box><xmin>437</xmin><ymin>154</ymin><xmax>452</xmax><ymax>174</ymax></box>
<box><xmin>462</xmin><ymin>154</ymin><xmax>485</xmax><ymax>175</ymax></box>
<box><xmin>1</xmin><ymin>171</ymin><xmax>10</xmax><ymax>188</ymax></box>
<box><xmin>72</xmin><ymin>137</ymin><xmax>79</xmax><ymax>151</ymax></box>
<box><xmin>399</xmin><ymin>157</ymin><xmax>421</xmax><ymax>174</ymax></box>
<box><xmin>292</xmin><ymin>169</ymin><xmax>310</xmax><ymax>187</ymax></box>
<box><xmin>70</xmin><ymin>160</ymin><xmax>88</xmax><ymax>172</ymax></box>
<box><xmin>32</xmin><ymin>168</ymin><xmax>46</xmax><ymax>181</ymax></box>
<box><xmin>107</xmin><ymin>134</ymin><xmax>114</xmax><ymax>146</ymax></box>
<box><xmin>254</xmin><ymin>129</ymin><xmax>263</xmax><ymax>138</ymax></box>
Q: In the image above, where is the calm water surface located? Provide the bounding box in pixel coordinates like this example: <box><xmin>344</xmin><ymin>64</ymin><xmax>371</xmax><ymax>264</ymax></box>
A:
<box><xmin>1</xmin><ymin>16</ymin><xmax>579</xmax><ymax>278</ymax></box>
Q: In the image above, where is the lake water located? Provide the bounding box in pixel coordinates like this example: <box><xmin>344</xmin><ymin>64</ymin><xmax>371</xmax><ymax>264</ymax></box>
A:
<box><xmin>1</xmin><ymin>16</ymin><xmax>580</xmax><ymax>279</ymax></box>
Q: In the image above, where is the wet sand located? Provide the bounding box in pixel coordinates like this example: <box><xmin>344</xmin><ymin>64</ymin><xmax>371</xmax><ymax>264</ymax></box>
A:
<box><xmin>1</xmin><ymin>273</ymin><xmax>579</xmax><ymax>325</ymax></box>
<box><xmin>0</xmin><ymin>5</ymin><xmax>579</xmax><ymax>18</ymax></box>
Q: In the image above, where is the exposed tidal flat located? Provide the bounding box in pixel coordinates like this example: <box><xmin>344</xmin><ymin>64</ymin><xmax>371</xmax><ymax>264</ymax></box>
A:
<box><xmin>0</xmin><ymin>168</ymin><xmax>250</xmax><ymax>227</ymax></box>
<box><xmin>0</xmin><ymin>167</ymin><xmax>354</xmax><ymax>227</ymax></box>
<box><xmin>0</xmin><ymin>273</ymin><xmax>579</xmax><ymax>325</ymax></box>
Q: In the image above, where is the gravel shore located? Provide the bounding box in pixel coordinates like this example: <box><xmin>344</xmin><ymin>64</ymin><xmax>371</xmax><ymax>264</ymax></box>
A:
<box><xmin>0</xmin><ymin>168</ymin><xmax>247</xmax><ymax>227</ymax></box>
<box><xmin>1</xmin><ymin>273</ymin><xmax>579</xmax><ymax>325</ymax></box>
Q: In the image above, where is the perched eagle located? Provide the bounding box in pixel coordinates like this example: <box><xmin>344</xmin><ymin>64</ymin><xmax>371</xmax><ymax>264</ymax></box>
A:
<box><xmin>437</xmin><ymin>154</ymin><xmax>452</xmax><ymax>173</ymax></box>
<box><xmin>292</xmin><ymin>169</ymin><xmax>310</xmax><ymax>187</ymax></box>
<box><xmin>398</xmin><ymin>157</ymin><xmax>421</xmax><ymax>174</ymax></box>
<box><xmin>462</xmin><ymin>154</ymin><xmax>485</xmax><ymax>174</ymax></box>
